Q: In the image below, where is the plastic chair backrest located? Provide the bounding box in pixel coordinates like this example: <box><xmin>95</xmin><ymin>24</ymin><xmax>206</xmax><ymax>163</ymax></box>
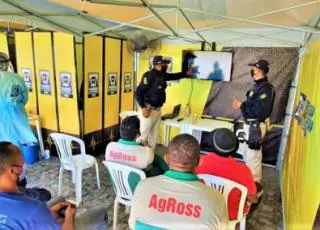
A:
<box><xmin>197</xmin><ymin>174</ymin><xmax>248</xmax><ymax>222</ymax></box>
<box><xmin>50</xmin><ymin>133</ymin><xmax>86</xmax><ymax>165</ymax></box>
<box><xmin>103</xmin><ymin>160</ymin><xmax>146</xmax><ymax>206</ymax></box>
<box><xmin>119</xmin><ymin>111</ymin><xmax>139</xmax><ymax>121</ymax></box>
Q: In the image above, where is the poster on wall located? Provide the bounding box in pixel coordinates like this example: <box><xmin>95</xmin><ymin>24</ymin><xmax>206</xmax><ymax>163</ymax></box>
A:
<box><xmin>88</xmin><ymin>72</ymin><xmax>99</xmax><ymax>98</ymax></box>
<box><xmin>39</xmin><ymin>70</ymin><xmax>51</xmax><ymax>95</ymax></box>
<box><xmin>21</xmin><ymin>68</ymin><xmax>32</xmax><ymax>92</ymax></box>
<box><xmin>124</xmin><ymin>72</ymin><xmax>132</xmax><ymax>93</ymax></box>
<box><xmin>294</xmin><ymin>92</ymin><xmax>315</xmax><ymax>135</ymax></box>
<box><xmin>60</xmin><ymin>72</ymin><xmax>73</xmax><ymax>98</ymax></box>
<box><xmin>108</xmin><ymin>72</ymin><xmax>118</xmax><ymax>95</ymax></box>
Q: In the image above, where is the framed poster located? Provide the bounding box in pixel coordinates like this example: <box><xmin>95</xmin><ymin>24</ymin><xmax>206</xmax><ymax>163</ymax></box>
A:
<box><xmin>60</xmin><ymin>72</ymin><xmax>73</xmax><ymax>98</ymax></box>
<box><xmin>123</xmin><ymin>72</ymin><xmax>132</xmax><ymax>93</ymax></box>
<box><xmin>108</xmin><ymin>72</ymin><xmax>118</xmax><ymax>95</ymax></box>
<box><xmin>39</xmin><ymin>70</ymin><xmax>51</xmax><ymax>95</ymax></box>
<box><xmin>88</xmin><ymin>72</ymin><xmax>99</xmax><ymax>98</ymax></box>
<box><xmin>21</xmin><ymin>68</ymin><xmax>32</xmax><ymax>92</ymax></box>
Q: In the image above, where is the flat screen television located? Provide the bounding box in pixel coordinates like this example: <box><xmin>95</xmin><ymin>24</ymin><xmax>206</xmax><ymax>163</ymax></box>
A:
<box><xmin>182</xmin><ymin>51</ymin><xmax>233</xmax><ymax>81</ymax></box>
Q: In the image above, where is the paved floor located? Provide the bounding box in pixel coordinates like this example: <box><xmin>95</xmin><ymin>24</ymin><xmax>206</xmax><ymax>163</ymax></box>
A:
<box><xmin>26</xmin><ymin>153</ymin><xmax>283</xmax><ymax>230</ymax></box>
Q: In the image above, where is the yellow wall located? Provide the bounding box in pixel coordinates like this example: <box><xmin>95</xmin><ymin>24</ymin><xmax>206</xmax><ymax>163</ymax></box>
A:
<box><xmin>33</xmin><ymin>32</ymin><xmax>59</xmax><ymax>131</ymax></box>
<box><xmin>84</xmin><ymin>36</ymin><xmax>103</xmax><ymax>134</ymax></box>
<box><xmin>53</xmin><ymin>32</ymin><xmax>80</xmax><ymax>135</ymax></box>
<box><xmin>138</xmin><ymin>43</ymin><xmax>219</xmax><ymax>141</ymax></box>
<box><xmin>15</xmin><ymin>32</ymin><xmax>38</xmax><ymax>115</ymax></box>
<box><xmin>104</xmin><ymin>37</ymin><xmax>121</xmax><ymax>128</ymax></box>
<box><xmin>121</xmin><ymin>40</ymin><xmax>134</xmax><ymax>112</ymax></box>
<box><xmin>0</xmin><ymin>33</ymin><xmax>8</xmax><ymax>55</ymax></box>
<box><xmin>281</xmin><ymin>39</ymin><xmax>320</xmax><ymax>229</ymax></box>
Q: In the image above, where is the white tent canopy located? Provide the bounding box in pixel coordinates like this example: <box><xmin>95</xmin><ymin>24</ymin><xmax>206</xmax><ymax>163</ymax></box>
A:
<box><xmin>0</xmin><ymin>0</ymin><xmax>319</xmax><ymax>46</ymax></box>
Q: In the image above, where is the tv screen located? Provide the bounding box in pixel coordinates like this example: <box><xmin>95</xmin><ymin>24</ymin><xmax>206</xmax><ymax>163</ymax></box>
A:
<box><xmin>182</xmin><ymin>51</ymin><xmax>233</xmax><ymax>81</ymax></box>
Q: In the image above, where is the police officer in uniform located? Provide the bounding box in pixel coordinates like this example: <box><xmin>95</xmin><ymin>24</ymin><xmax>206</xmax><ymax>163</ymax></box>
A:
<box><xmin>232</xmin><ymin>59</ymin><xmax>275</xmax><ymax>193</ymax></box>
<box><xmin>135</xmin><ymin>56</ymin><xmax>192</xmax><ymax>149</ymax></box>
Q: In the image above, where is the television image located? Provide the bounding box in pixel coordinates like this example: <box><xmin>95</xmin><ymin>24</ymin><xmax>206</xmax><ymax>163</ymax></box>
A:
<box><xmin>182</xmin><ymin>51</ymin><xmax>233</xmax><ymax>81</ymax></box>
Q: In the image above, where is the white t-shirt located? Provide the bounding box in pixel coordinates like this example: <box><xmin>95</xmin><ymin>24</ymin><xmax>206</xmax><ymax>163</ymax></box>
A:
<box><xmin>105</xmin><ymin>139</ymin><xmax>154</xmax><ymax>169</ymax></box>
<box><xmin>129</xmin><ymin>170</ymin><xmax>228</xmax><ymax>230</ymax></box>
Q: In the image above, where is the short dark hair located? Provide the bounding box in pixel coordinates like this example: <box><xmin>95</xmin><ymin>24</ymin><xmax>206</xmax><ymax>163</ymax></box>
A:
<box><xmin>120</xmin><ymin>116</ymin><xmax>140</xmax><ymax>141</ymax></box>
<box><xmin>0</xmin><ymin>142</ymin><xmax>19</xmax><ymax>175</ymax></box>
<box><xmin>168</xmin><ymin>134</ymin><xmax>200</xmax><ymax>167</ymax></box>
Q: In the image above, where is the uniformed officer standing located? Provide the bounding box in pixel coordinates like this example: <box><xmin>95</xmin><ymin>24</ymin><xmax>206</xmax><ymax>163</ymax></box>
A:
<box><xmin>135</xmin><ymin>56</ymin><xmax>192</xmax><ymax>149</ymax></box>
<box><xmin>232</xmin><ymin>59</ymin><xmax>275</xmax><ymax>191</ymax></box>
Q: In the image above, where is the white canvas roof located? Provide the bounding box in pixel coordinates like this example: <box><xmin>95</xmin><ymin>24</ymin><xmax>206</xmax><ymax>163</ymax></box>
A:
<box><xmin>0</xmin><ymin>0</ymin><xmax>319</xmax><ymax>46</ymax></box>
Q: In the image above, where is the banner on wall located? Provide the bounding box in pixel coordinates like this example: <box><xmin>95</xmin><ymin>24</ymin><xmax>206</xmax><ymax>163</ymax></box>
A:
<box><xmin>40</xmin><ymin>70</ymin><xmax>51</xmax><ymax>95</ymax></box>
<box><xmin>108</xmin><ymin>72</ymin><xmax>118</xmax><ymax>95</ymax></box>
<box><xmin>21</xmin><ymin>68</ymin><xmax>32</xmax><ymax>92</ymax></box>
<box><xmin>124</xmin><ymin>72</ymin><xmax>132</xmax><ymax>93</ymax></box>
<box><xmin>60</xmin><ymin>72</ymin><xmax>73</xmax><ymax>98</ymax></box>
<box><xmin>88</xmin><ymin>72</ymin><xmax>99</xmax><ymax>98</ymax></box>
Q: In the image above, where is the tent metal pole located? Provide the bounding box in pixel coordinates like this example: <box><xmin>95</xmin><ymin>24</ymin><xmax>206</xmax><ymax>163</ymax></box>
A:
<box><xmin>179</xmin><ymin>8</ymin><xmax>209</xmax><ymax>44</ymax></box>
<box><xmin>180</xmin><ymin>1</ymin><xmax>320</xmax><ymax>36</ymax></box>
<box><xmin>276</xmin><ymin>46</ymin><xmax>305</xmax><ymax>171</ymax></box>
<box><xmin>140</xmin><ymin>0</ymin><xmax>179</xmax><ymax>37</ymax></box>
<box><xmin>182</xmin><ymin>7</ymin><xmax>320</xmax><ymax>35</ymax></box>
<box><xmin>2</xmin><ymin>0</ymin><xmax>82</xmax><ymax>37</ymax></box>
<box><xmin>88</xmin><ymin>0</ymin><xmax>177</xmax><ymax>9</ymax></box>
<box><xmin>85</xmin><ymin>8</ymin><xmax>175</xmax><ymax>37</ymax></box>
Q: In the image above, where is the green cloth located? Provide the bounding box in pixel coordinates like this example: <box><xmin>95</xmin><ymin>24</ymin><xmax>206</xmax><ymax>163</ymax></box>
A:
<box><xmin>118</xmin><ymin>139</ymin><xmax>139</xmax><ymax>146</ymax></box>
<box><xmin>135</xmin><ymin>220</ymin><xmax>167</xmax><ymax>230</ymax></box>
<box><xmin>164</xmin><ymin>170</ymin><xmax>199</xmax><ymax>181</ymax></box>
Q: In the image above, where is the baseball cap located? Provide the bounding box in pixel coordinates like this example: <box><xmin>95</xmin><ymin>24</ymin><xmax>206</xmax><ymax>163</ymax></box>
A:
<box><xmin>152</xmin><ymin>56</ymin><xmax>171</xmax><ymax>65</ymax></box>
<box><xmin>248</xmin><ymin>59</ymin><xmax>269</xmax><ymax>74</ymax></box>
<box><xmin>209</xmin><ymin>128</ymin><xmax>239</xmax><ymax>156</ymax></box>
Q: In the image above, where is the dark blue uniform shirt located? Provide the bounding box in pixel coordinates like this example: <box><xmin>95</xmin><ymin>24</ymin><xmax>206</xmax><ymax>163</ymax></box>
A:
<box><xmin>135</xmin><ymin>69</ymin><xmax>187</xmax><ymax>108</ymax></box>
<box><xmin>240</xmin><ymin>77</ymin><xmax>275</xmax><ymax>122</ymax></box>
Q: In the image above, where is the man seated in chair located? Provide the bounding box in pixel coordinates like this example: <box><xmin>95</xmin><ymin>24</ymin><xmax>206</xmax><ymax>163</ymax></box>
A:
<box><xmin>0</xmin><ymin>142</ymin><xmax>108</xmax><ymax>230</ymax></box>
<box><xmin>195</xmin><ymin>128</ymin><xmax>258</xmax><ymax>220</ymax></box>
<box><xmin>129</xmin><ymin>134</ymin><xmax>228</xmax><ymax>230</ymax></box>
<box><xmin>105</xmin><ymin>115</ymin><xmax>168</xmax><ymax>177</ymax></box>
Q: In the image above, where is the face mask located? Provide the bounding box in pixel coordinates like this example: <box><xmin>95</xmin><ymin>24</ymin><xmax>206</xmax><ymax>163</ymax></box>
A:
<box><xmin>162</xmin><ymin>65</ymin><xmax>168</xmax><ymax>73</ymax></box>
<box><xmin>250</xmin><ymin>69</ymin><xmax>255</xmax><ymax>77</ymax></box>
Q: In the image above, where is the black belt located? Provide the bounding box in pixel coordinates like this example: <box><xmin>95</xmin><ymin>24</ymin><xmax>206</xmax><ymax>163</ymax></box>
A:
<box><xmin>245</xmin><ymin>119</ymin><xmax>264</xmax><ymax>125</ymax></box>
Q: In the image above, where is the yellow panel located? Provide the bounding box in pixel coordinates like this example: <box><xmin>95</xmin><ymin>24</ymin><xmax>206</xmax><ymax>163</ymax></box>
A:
<box><xmin>138</xmin><ymin>43</ymin><xmax>218</xmax><ymax>142</ymax></box>
<box><xmin>53</xmin><ymin>32</ymin><xmax>80</xmax><ymax>135</ymax></box>
<box><xmin>104</xmin><ymin>37</ymin><xmax>121</xmax><ymax>128</ymax></box>
<box><xmin>281</xmin><ymin>39</ymin><xmax>320</xmax><ymax>229</ymax></box>
<box><xmin>0</xmin><ymin>33</ymin><xmax>9</xmax><ymax>55</ymax></box>
<box><xmin>84</xmin><ymin>36</ymin><xmax>103</xmax><ymax>134</ymax></box>
<box><xmin>121</xmin><ymin>40</ymin><xmax>134</xmax><ymax>112</ymax></box>
<box><xmin>75</xmin><ymin>43</ymin><xmax>83</xmax><ymax>92</ymax></box>
<box><xmin>33</xmin><ymin>32</ymin><xmax>58</xmax><ymax>131</ymax></box>
<box><xmin>15</xmin><ymin>32</ymin><xmax>37</xmax><ymax>115</ymax></box>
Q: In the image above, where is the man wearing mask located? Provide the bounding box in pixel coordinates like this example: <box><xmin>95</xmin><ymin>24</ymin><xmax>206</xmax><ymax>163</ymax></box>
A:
<box><xmin>135</xmin><ymin>56</ymin><xmax>192</xmax><ymax>149</ymax></box>
<box><xmin>232</xmin><ymin>59</ymin><xmax>275</xmax><ymax>195</ymax></box>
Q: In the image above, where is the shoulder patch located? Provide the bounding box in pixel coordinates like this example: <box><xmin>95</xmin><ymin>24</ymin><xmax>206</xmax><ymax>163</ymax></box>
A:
<box><xmin>249</xmin><ymin>91</ymin><xmax>254</xmax><ymax>97</ymax></box>
<box><xmin>260</xmin><ymin>93</ymin><xmax>267</xmax><ymax>99</ymax></box>
<box><xmin>143</xmin><ymin>77</ymin><xmax>148</xmax><ymax>85</ymax></box>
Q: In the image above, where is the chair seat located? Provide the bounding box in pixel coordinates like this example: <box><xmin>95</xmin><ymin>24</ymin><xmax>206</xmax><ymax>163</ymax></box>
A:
<box><xmin>62</xmin><ymin>154</ymin><xmax>97</xmax><ymax>171</ymax></box>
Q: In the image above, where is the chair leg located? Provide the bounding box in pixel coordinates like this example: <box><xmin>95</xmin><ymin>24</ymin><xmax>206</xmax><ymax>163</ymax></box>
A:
<box><xmin>75</xmin><ymin>169</ymin><xmax>82</xmax><ymax>205</ymax></box>
<box><xmin>239</xmin><ymin>217</ymin><xmax>246</xmax><ymax>230</ymax></box>
<box><xmin>113</xmin><ymin>198</ymin><xmax>119</xmax><ymax>230</ymax></box>
<box><xmin>58</xmin><ymin>166</ymin><xmax>64</xmax><ymax>196</ymax></box>
<box><xmin>72</xmin><ymin>169</ymin><xmax>76</xmax><ymax>184</ymax></box>
<box><xmin>95</xmin><ymin>162</ymin><xmax>101</xmax><ymax>189</ymax></box>
<box><xmin>125</xmin><ymin>205</ymin><xmax>131</xmax><ymax>214</ymax></box>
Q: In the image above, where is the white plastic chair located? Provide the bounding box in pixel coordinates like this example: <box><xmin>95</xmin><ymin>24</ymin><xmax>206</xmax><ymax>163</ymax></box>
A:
<box><xmin>102</xmin><ymin>160</ymin><xmax>146</xmax><ymax>230</ymax></box>
<box><xmin>119</xmin><ymin>111</ymin><xmax>139</xmax><ymax>121</ymax></box>
<box><xmin>50</xmin><ymin>133</ymin><xmax>101</xmax><ymax>205</ymax></box>
<box><xmin>197</xmin><ymin>174</ymin><xmax>248</xmax><ymax>230</ymax></box>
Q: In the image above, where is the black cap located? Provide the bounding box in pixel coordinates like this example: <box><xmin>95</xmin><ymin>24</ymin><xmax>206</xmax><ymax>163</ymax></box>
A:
<box><xmin>248</xmin><ymin>59</ymin><xmax>269</xmax><ymax>74</ymax></box>
<box><xmin>209</xmin><ymin>128</ymin><xmax>239</xmax><ymax>156</ymax></box>
<box><xmin>152</xmin><ymin>56</ymin><xmax>171</xmax><ymax>65</ymax></box>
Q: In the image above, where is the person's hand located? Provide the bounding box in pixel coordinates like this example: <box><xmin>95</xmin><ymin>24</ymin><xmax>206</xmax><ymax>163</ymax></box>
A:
<box><xmin>142</xmin><ymin>107</ymin><xmax>151</xmax><ymax>118</ymax></box>
<box><xmin>64</xmin><ymin>204</ymin><xmax>76</xmax><ymax>220</ymax></box>
<box><xmin>50</xmin><ymin>202</ymin><xmax>68</xmax><ymax>216</ymax></box>
<box><xmin>186</xmin><ymin>68</ymin><xmax>193</xmax><ymax>76</ymax></box>
<box><xmin>232</xmin><ymin>99</ymin><xmax>242</xmax><ymax>110</ymax></box>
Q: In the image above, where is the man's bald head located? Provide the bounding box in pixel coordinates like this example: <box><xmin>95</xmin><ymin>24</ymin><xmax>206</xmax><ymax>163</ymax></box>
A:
<box><xmin>0</xmin><ymin>142</ymin><xmax>21</xmax><ymax>176</ymax></box>
<box><xmin>166</xmin><ymin>134</ymin><xmax>200</xmax><ymax>171</ymax></box>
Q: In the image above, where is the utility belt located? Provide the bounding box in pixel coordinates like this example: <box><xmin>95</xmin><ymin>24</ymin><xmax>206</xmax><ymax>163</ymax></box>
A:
<box><xmin>239</xmin><ymin>118</ymin><xmax>268</xmax><ymax>150</ymax></box>
<box><xmin>146</xmin><ymin>104</ymin><xmax>161</xmax><ymax>111</ymax></box>
<box><xmin>244</xmin><ymin>119</ymin><xmax>264</xmax><ymax>125</ymax></box>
